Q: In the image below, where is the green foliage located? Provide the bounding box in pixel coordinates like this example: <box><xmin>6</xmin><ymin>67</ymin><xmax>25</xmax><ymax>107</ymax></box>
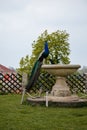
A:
<box><xmin>31</xmin><ymin>30</ymin><xmax>70</xmax><ymax>65</ymax></box>
<box><xmin>18</xmin><ymin>30</ymin><xmax>71</xmax><ymax>74</ymax></box>
<box><xmin>18</xmin><ymin>55</ymin><xmax>30</xmax><ymax>74</ymax></box>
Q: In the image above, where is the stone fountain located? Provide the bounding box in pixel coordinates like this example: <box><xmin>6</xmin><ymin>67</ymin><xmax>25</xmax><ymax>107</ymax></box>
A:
<box><xmin>42</xmin><ymin>64</ymin><xmax>80</xmax><ymax>97</ymax></box>
<box><xmin>27</xmin><ymin>64</ymin><xmax>87</xmax><ymax>107</ymax></box>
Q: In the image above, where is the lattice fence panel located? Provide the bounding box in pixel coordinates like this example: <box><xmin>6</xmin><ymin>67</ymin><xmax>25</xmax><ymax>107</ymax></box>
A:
<box><xmin>31</xmin><ymin>72</ymin><xmax>55</xmax><ymax>93</ymax></box>
<box><xmin>31</xmin><ymin>72</ymin><xmax>87</xmax><ymax>94</ymax></box>
<box><xmin>0</xmin><ymin>73</ymin><xmax>22</xmax><ymax>94</ymax></box>
<box><xmin>0</xmin><ymin>72</ymin><xmax>87</xmax><ymax>94</ymax></box>
<box><xmin>66</xmin><ymin>74</ymin><xmax>86</xmax><ymax>93</ymax></box>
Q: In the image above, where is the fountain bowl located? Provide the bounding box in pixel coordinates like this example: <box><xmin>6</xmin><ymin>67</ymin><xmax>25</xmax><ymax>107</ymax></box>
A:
<box><xmin>42</xmin><ymin>64</ymin><xmax>81</xmax><ymax>76</ymax></box>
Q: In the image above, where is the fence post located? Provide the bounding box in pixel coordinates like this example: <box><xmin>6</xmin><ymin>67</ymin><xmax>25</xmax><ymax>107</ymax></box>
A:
<box><xmin>21</xmin><ymin>73</ymin><xmax>28</xmax><ymax>104</ymax></box>
<box><xmin>46</xmin><ymin>91</ymin><xmax>48</xmax><ymax>107</ymax></box>
<box><xmin>84</xmin><ymin>73</ymin><xmax>87</xmax><ymax>93</ymax></box>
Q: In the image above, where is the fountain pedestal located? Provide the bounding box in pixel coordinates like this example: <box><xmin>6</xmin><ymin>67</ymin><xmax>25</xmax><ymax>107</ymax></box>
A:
<box><xmin>51</xmin><ymin>77</ymin><xmax>71</xmax><ymax>96</ymax></box>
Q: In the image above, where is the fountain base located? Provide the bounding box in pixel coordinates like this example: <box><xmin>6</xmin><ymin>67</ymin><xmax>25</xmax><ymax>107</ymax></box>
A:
<box><xmin>27</xmin><ymin>95</ymin><xmax>87</xmax><ymax>107</ymax></box>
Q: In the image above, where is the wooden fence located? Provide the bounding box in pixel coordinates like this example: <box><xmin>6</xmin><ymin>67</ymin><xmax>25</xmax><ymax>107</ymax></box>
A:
<box><xmin>67</xmin><ymin>73</ymin><xmax>87</xmax><ymax>94</ymax></box>
<box><xmin>0</xmin><ymin>73</ymin><xmax>22</xmax><ymax>94</ymax></box>
<box><xmin>0</xmin><ymin>72</ymin><xmax>87</xmax><ymax>94</ymax></box>
<box><xmin>31</xmin><ymin>72</ymin><xmax>55</xmax><ymax>93</ymax></box>
<box><xmin>32</xmin><ymin>72</ymin><xmax>87</xmax><ymax>94</ymax></box>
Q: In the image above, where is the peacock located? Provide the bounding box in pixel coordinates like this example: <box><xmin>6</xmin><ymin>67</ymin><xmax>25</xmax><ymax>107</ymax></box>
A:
<box><xmin>26</xmin><ymin>41</ymin><xmax>49</xmax><ymax>92</ymax></box>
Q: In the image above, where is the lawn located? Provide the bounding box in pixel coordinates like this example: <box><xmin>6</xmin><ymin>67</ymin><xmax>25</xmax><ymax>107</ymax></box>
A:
<box><xmin>0</xmin><ymin>94</ymin><xmax>87</xmax><ymax>130</ymax></box>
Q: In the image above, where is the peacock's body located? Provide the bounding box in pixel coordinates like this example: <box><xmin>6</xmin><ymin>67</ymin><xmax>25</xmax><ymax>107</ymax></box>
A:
<box><xmin>26</xmin><ymin>41</ymin><xmax>49</xmax><ymax>92</ymax></box>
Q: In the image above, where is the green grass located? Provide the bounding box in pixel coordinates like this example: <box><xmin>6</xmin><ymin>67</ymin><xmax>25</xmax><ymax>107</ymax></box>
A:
<box><xmin>0</xmin><ymin>94</ymin><xmax>87</xmax><ymax>130</ymax></box>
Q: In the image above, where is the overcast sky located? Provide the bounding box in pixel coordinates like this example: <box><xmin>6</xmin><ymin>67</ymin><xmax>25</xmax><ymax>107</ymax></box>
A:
<box><xmin>0</xmin><ymin>0</ymin><xmax>87</xmax><ymax>68</ymax></box>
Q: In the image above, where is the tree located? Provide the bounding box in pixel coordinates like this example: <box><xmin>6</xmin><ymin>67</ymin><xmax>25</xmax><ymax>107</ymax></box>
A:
<box><xmin>18</xmin><ymin>30</ymin><xmax>71</xmax><ymax>74</ymax></box>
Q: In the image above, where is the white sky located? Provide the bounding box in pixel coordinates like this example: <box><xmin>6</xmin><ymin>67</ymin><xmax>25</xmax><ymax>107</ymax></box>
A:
<box><xmin>0</xmin><ymin>0</ymin><xmax>87</xmax><ymax>68</ymax></box>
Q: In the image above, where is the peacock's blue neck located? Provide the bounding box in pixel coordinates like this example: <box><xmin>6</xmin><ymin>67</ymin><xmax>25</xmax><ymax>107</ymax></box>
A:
<box><xmin>44</xmin><ymin>41</ymin><xmax>49</xmax><ymax>54</ymax></box>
